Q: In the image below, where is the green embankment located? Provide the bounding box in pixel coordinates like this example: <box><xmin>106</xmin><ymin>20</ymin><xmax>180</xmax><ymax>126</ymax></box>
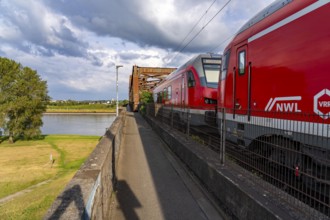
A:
<box><xmin>0</xmin><ymin>135</ymin><xmax>99</xmax><ymax>220</ymax></box>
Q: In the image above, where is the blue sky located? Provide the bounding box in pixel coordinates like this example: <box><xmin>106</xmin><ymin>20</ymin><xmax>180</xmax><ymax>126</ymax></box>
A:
<box><xmin>0</xmin><ymin>0</ymin><xmax>274</xmax><ymax>101</ymax></box>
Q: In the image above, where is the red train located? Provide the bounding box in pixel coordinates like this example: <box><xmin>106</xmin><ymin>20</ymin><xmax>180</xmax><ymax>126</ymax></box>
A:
<box><xmin>217</xmin><ymin>0</ymin><xmax>330</xmax><ymax>181</ymax></box>
<box><xmin>153</xmin><ymin>54</ymin><xmax>221</xmax><ymax>126</ymax></box>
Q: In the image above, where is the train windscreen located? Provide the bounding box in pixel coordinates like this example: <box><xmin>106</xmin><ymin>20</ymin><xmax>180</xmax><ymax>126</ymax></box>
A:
<box><xmin>202</xmin><ymin>58</ymin><xmax>221</xmax><ymax>84</ymax></box>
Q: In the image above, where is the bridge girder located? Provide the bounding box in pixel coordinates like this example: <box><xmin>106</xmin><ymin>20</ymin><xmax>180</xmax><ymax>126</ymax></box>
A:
<box><xmin>129</xmin><ymin>65</ymin><xmax>176</xmax><ymax>111</ymax></box>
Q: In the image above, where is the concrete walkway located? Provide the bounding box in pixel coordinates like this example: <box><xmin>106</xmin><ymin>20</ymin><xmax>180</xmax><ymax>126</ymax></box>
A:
<box><xmin>109</xmin><ymin>112</ymin><xmax>224</xmax><ymax>220</ymax></box>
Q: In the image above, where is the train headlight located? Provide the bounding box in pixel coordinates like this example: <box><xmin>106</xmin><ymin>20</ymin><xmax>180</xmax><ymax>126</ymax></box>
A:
<box><xmin>204</xmin><ymin>98</ymin><xmax>217</xmax><ymax>104</ymax></box>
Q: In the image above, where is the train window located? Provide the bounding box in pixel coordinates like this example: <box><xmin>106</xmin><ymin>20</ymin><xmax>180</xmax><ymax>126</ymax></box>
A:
<box><xmin>187</xmin><ymin>71</ymin><xmax>195</xmax><ymax>87</ymax></box>
<box><xmin>238</xmin><ymin>50</ymin><xmax>246</xmax><ymax>75</ymax></box>
<box><xmin>163</xmin><ymin>88</ymin><xmax>167</xmax><ymax>100</ymax></box>
<box><xmin>153</xmin><ymin>93</ymin><xmax>157</xmax><ymax>102</ymax></box>
<box><xmin>168</xmin><ymin>86</ymin><xmax>172</xmax><ymax>99</ymax></box>
<box><xmin>203</xmin><ymin>63</ymin><xmax>220</xmax><ymax>84</ymax></box>
<box><xmin>220</xmin><ymin>50</ymin><xmax>230</xmax><ymax>80</ymax></box>
<box><xmin>157</xmin><ymin>93</ymin><xmax>162</xmax><ymax>103</ymax></box>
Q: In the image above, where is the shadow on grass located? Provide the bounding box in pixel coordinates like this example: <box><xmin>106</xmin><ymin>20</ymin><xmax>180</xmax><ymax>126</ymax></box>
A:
<box><xmin>0</xmin><ymin>135</ymin><xmax>48</xmax><ymax>144</ymax></box>
<box><xmin>0</xmin><ymin>136</ymin><xmax>9</xmax><ymax>144</ymax></box>
<box><xmin>23</xmin><ymin>135</ymin><xmax>48</xmax><ymax>141</ymax></box>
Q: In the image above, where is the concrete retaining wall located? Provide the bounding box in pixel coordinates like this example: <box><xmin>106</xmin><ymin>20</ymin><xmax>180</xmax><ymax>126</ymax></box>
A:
<box><xmin>44</xmin><ymin>110</ymin><xmax>125</xmax><ymax>220</ymax></box>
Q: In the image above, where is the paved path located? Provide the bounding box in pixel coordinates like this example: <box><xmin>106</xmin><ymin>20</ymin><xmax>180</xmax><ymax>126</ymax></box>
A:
<box><xmin>109</xmin><ymin>112</ymin><xmax>224</xmax><ymax>220</ymax></box>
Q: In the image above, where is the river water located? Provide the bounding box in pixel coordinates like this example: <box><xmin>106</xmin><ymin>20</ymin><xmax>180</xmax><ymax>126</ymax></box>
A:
<box><xmin>41</xmin><ymin>113</ymin><xmax>116</xmax><ymax>136</ymax></box>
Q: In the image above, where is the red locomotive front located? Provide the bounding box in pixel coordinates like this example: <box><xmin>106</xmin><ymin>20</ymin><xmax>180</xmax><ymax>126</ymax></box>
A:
<box><xmin>153</xmin><ymin>53</ymin><xmax>221</xmax><ymax>126</ymax></box>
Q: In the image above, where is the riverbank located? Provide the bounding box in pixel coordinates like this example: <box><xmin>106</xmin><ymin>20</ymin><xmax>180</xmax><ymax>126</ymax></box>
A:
<box><xmin>44</xmin><ymin>111</ymin><xmax>116</xmax><ymax>114</ymax></box>
<box><xmin>46</xmin><ymin>109</ymin><xmax>116</xmax><ymax>113</ymax></box>
<box><xmin>0</xmin><ymin>135</ymin><xmax>100</xmax><ymax>219</ymax></box>
<box><xmin>46</xmin><ymin>103</ymin><xmax>120</xmax><ymax>114</ymax></box>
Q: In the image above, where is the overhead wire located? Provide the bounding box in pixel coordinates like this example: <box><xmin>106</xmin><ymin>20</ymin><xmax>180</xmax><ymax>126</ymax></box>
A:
<box><xmin>209</xmin><ymin>33</ymin><xmax>235</xmax><ymax>53</ymax></box>
<box><xmin>171</xmin><ymin>0</ymin><xmax>217</xmax><ymax>55</ymax></box>
<box><xmin>167</xmin><ymin>0</ymin><xmax>232</xmax><ymax>64</ymax></box>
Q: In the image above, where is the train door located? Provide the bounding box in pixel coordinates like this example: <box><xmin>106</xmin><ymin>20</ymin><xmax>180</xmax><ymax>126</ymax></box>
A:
<box><xmin>234</xmin><ymin>45</ymin><xmax>249</xmax><ymax>116</ymax></box>
<box><xmin>181</xmin><ymin>74</ymin><xmax>186</xmax><ymax>111</ymax></box>
<box><xmin>187</xmin><ymin>71</ymin><xmax>195</xmax><ymax>107</ymax></box>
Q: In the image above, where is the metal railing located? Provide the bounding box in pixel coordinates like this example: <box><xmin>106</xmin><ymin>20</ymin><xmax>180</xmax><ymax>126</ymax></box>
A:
<box><xmin>146</xmin><ymin>103</ymin><xmax>330</xmax><ymax>219</ymax></box>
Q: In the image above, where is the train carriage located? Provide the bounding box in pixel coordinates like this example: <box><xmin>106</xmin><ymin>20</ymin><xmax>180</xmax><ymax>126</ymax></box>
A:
<box><xmin>153</xmin><ymin>53</ymin><xmax>221</xmax><ymax>126</ymax></box>
<box><xmin>217</xmin><ymin>0</ymin><xmax>330</xmax><ymax>189</ymax></box>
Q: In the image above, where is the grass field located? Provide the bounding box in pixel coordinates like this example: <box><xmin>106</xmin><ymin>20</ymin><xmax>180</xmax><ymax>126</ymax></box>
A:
<box><xmin>47</xmin><ymin>104</ymin><xmax>116</xmax><ymax>113</ymax></box>
<box><xmin>0</xmin><ymin>135</ymin><xmax>100</xmax><ymax>220</ymax></box>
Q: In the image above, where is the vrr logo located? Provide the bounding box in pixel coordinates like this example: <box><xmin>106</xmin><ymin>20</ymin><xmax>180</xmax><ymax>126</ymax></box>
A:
<box><xmin>314</xmin><ymin>89</ymin><xmax>330</xmax><ymax>120</ymax></box>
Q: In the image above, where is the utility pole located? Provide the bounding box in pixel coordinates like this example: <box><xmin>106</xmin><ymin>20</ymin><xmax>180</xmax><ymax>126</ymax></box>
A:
<box><xmin>116</xmin><ymin>65</ymin><xmax>123</xmax><ymax>117</ymax></box>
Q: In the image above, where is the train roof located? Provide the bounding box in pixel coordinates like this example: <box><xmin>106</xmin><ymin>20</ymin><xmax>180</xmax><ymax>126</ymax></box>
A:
<box><xmin>224</xmin><ymin>0</ymin><xmax>317</xmax><ymax>53</ymax></box>
<box><xmin>237</xmin><ymin>0</ymin><xmax>293</xmax><ymax>34</ymax></box>
<box><xmin>165</xmin><ymin>53</ymin><xmax>221</xmax><ymax>81</ymax></box>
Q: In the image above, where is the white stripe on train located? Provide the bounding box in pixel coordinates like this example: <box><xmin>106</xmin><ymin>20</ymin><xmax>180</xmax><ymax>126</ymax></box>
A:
<box><xmin>248</xmin><ymin>1</ymin><xmax>330</xmax><ymax>43</ymax></box>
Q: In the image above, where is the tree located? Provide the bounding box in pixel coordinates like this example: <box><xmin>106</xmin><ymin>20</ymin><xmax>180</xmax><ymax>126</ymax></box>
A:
<box><xmin>140</xmin><ymin>91</ymin><xmax>153</xmax><ymax>104</ymax></box>
<box><xmin>0</xmin><ymin>57</ymin><xmax>50</xmax><ymax>143</ymax></box>
<box><xmin>139</xmin><ymin>91</ymin><xmax>154</xmax><ymax>115</ymax></box>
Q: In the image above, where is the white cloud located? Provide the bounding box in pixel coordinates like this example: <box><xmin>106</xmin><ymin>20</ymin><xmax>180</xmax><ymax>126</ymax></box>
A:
<box><xmin>0</xmin><ymin>0</ymin><xmax>275</xmax><ymax>100</ymax></box>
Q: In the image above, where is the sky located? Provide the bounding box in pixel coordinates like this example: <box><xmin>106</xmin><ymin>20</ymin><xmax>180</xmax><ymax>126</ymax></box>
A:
<box><xmin>0</xmin><ymin>0</ymin><xmax>274</xmax><ymax>101</ymax></box>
